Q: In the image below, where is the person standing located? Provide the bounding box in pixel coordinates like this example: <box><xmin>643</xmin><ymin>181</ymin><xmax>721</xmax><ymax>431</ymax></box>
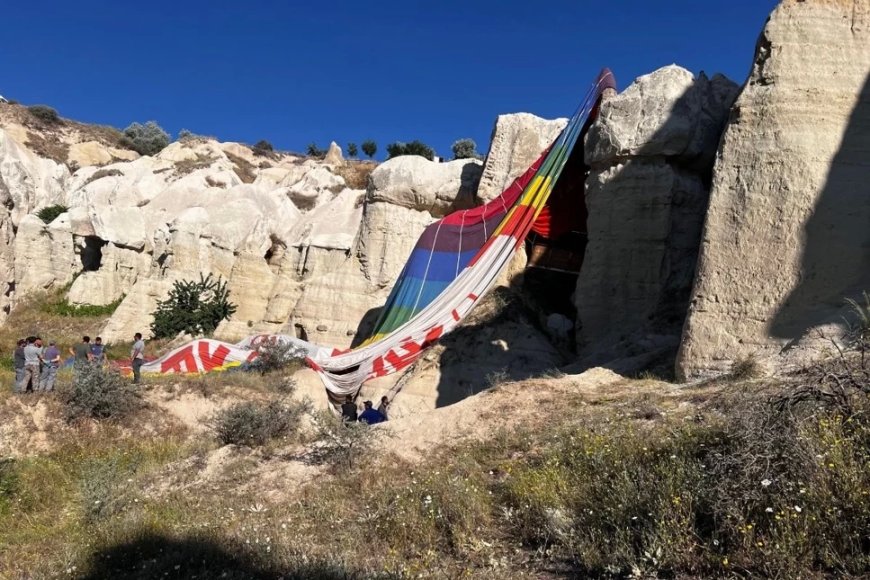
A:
<box><xmin>19</xmin><ymin>337</ymin><xmax>43</xmax><ymax>394</ymax></box>
<box><xmin>70</xmin><ymin>336</ymin><xmax>92</xmax><ymax>364</ymax></box>
<box><xmin>377</xmin><ymin>395</ymin><xmax>390</xmax><ymax>420</ymax></box>
<box><xmin>341</xmin><ymin>395</ymin><xmax>358</xmax><ymax>422</ymax></box>
<box><xmin>90</xmin><ymin>336</ymin><xmax>106</xmax><ymax>366</ymax></box>
<box><xmin>39</xmin><ymin>340</ymin><xmax>61</xmax><ymax>392</ymax></box>
<box><xmin>13</xmin><ymin>339</ymin><xmax>26</xmax><ymax>393</ymax></box>
<box><xmin>131</xmin><ymin>333</ymin><xmax>145</xmax><ymax>384</ymax></box>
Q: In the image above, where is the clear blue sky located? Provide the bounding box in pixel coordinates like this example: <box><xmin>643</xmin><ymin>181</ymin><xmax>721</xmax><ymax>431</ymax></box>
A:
<box><xmin>3</xmin><ymin>0</ymin><xmax>778</xmax><ymax>160</ymax></box>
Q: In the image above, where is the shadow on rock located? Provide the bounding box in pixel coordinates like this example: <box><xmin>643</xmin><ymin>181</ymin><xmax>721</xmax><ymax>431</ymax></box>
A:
<box><xmin>771</xmin><ymin>73</ymin><xmax>870</xmax><ymax>341</ymax></box>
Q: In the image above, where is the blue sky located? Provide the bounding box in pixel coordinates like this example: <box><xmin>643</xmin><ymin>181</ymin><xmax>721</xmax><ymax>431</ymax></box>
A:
<box><xmin>3</xmin><ymin>0</ymin><xmax>778</xmax><ymax>159</ymax></box>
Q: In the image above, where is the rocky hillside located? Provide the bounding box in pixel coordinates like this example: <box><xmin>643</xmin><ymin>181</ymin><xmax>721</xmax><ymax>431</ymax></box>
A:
<box><xmin>1</xmin><ymin>0</ymin><xmax>868</xmax><ymax>388</ymax></box>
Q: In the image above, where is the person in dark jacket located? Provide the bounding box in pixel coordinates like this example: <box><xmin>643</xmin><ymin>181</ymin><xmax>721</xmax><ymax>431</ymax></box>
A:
<box><xmin>341</xmin><ymin>396</ymin><xmax>358</xmax><ymax>422</ymax></box>
<box><xmin>358</xmin><ymin>400</ymin><xmax>385</xmax><ymax>425</ymax></box>
<box><xmin>13</xmin><ymin>339</ymin><xmax>26</xmax><ymax>393</ymax></box>
<box><xmin>377</xmin><ymin>395</ymin><xmax>390</xmax><ymax>420</ymax></box>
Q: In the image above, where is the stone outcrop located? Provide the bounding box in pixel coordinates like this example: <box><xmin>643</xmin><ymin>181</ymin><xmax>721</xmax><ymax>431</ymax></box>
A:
<box><xmin>677</xmin><ymin>0</ymin><xmax>870</xmax><ymax>379</ymax></box>
<box><xmin>366</xmin><ymin>156</ymin><xmax>482</xmax><ymax>216</ymax></box>
<box><xmin>476</xmin><ymin>112</ymin><xmax>567</xmax><ymax>203</ymax></box>
<box><xmin>575</xmin><ymin>65</ymin><xmax>739</xmax><ymax>363</ymax></box>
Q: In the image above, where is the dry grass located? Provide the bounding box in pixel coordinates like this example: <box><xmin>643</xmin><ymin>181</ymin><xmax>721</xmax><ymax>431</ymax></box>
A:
<box><xmin>173</xmin><ymin>152</ymin><xmax>217</xmax><ymax>177</ymax></box>
<box><xmin>0</xmin><ymin>330</ymin><xmax>868</xmax><ymax>579</ymax></box>
<box><xmin>334</xmin><ymin>160</ymin><xmax>377</xmax><ymax>190</ymax></box>
<box><xmin>225</xmin><ymin>150</ymin><xmax>257</xmax><ymax>184</ymax></box>
<box><xmin>83</xmin><ymin>167</ymin><xmax>122</xmax><ymax>186</ymax></box>
<box><xmin>0</xmin><ymin>102</ymin><xmax>132</xmax><ymax>168</ymax></box>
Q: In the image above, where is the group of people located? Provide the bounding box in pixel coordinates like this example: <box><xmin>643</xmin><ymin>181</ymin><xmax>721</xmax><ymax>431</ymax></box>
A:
<box><xmin>12</xmin><ymin>332</ymin><xmax>147</xmax><ymax>393</ymax></box>
<box><xmin>341</xmin><ymin>395</ymin><xmax>390</xmax><ymax>424</ymax></box>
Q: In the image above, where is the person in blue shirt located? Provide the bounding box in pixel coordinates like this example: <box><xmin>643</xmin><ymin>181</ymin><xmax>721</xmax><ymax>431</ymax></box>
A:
<box><xmin>90</xmin><ymin>336</ymin><xmax>106</xmax><ymax>365</ymax></box>
<box><xmin>358</xmin><ymin>400</ymin><xmax>385</xmax><ymax>425</ymax></box>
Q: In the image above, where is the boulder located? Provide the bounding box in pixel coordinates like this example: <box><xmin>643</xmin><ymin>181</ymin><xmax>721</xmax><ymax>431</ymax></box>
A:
<box><xmin>586</xmin><ymin>65</ymin><xmax>740</xmax><ymax>169</ymax></box>
<box><xmin>367</xmin><ymin>156</ymin><xmax>482</xmax><ymax>217</ymax></box>
<box><xmin>476</xmin><ymin>113</ymin><xmax>567</xmax><ymax>203</ymax></box>
<box><xmin>575</xmin><ymin>65</ymin><xmax>738</xmax><ymax>361</ymax></box>
<box><xmin>677</xmin><ymin>0</ymin><xmax>870</xmax><ymax>379</ymax></box>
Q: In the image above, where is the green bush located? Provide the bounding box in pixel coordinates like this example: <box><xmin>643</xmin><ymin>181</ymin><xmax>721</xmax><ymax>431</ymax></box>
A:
<box><xmin>249</xmin><ymin>340</ymin><xmax>305</xmax><ymax>375</ymax></box>
<box><xmin>60</xmin><ymin>363</ymin><xmax>142</xmax><ymax>422</ymax></box>
<box><xmin>41</xmin><ymin>296</ymin><xmax>124</xmax><ymax>317</ymax></box>
<box><xmin>150</xmin><ymin>274</ymin><xmax>237</xmax><ymax>339</ymax></box>
<box><xmin>451</xmin><ymin>138</ymin><xmax>479</xmax><ymax>160</ymax></box>
<box><xmin>121</xmin><ymin>121</ymin><xmax>170</xmax><ymax>156</ymax></box>
<box><xmin>386</xmin><ymin>140</ymin><xmax>435</xmax><ymax>161</ymax></box>
<box><xmin>346</xmin><ymin>142</ymin><xmax>358</xmax><ymax>158</ymax></box>
<box><xmin>36</xmin><ymin>204</ymin><xmax>68</xmax><ymax>224</ymax></box>
<box><xmin>361</xmin><ymin>139</ymin><xmax>377</xmax><ymax>159</ymax></box>
<box><xmin>252</xmin><ymin>139</ymin><xmax>274</xmax><ymax>156</ymax></box>
<box><xmin>306</xmin><ymin>142</ymin><xmax>326</xmax><ymax>158</ymax></box>
<box><xmin>308</xmin><ymin>410</ymin><xmax>386</xmax><ymax>472</ymax></box>
<box><xmin>27</xmin><ymin>105</ymin><xmax>60</xmax><ymax>124</ymax></box>
<box><xmin>211</xmin><ymin>399</ymin><xmax>307</xmax><ymax>446</ymax></box>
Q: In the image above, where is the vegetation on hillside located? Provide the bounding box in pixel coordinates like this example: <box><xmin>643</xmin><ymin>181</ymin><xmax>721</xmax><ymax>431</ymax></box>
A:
<box><xmin>452</xmin><ymin>138</ymin><xmax>480</xmax><ymax>160</ymax></box>
<box><xmin>36</xmin><ymin>204</ymin><xmax>69</xmax><ymax>224</ymax></box>
<box><xmin>121</xmin><ymin>121</ymin><xmax>170</xmax><ymax>156</ymax></box>
<box><xmin>386</xmin><ymin>140</ymin><xmax>435</xmax><ymax>161</ymax></box>
<box><xmin>27</xmin><ymin>105</ymin><xmax>61</xmax><ymax>124</ymax></box>
<box><xmin>361</xmin><ymin>139</ymin><xmax>377</xmax><ymax>159</ymax></box>
<box><xmin>150</xmin><ymin>274</ymin><xmax>237</xmax><ymax>339</ymax></box>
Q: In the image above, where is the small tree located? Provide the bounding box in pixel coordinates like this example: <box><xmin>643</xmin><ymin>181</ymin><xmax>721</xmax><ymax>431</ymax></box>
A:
<box><xmin>451</xmin><ymin>138</ymin><xmax>478</xmax><ymax>160</ymax></box>
<box><xmin>252</xmin><ymin>139</ymin><xmax>274</xmax><ymax>156</ymax></box>
<box><xmin>27</xmin><ymin>105</ymin><xmax>60</xmax><ymax>124</ymax></box>
<box><xmin>306</xmin><ymin>142</ymin><xmax>326</xmax><ymax>158</ymax></box>
<box><xmin>347</xmin><ymin>142</ymin><xmax>358</xmax><ymax>158</ymax></box>
<box><xmin>386</xmin><ymin>140</ymin><xmax>435</xmax><ymax>161</ymax></box>
<box><xmin>122</xmin><ymin>121</ymin><xmax>170</xmax><ymax>156</ymax></box>
<box><xmin>36</xmin><ymin>204</ymin><xmax>69</xmax><ymax>224</ymax></box>
<box><xmin>150</xmin><ymin>274</ymin><xmax>237</xmax><ymax>339</ymax></box>
<box><xmin>361</xmin><ymin>140</ymin><xmax>377</xmax><ymax>159</ymax></box>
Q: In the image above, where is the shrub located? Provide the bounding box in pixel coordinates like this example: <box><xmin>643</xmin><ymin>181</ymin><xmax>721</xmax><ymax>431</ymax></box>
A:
<box><xmin>306</xmin><ymin>142</ymin><xmax>326</xmax><ymax>158</ymax></box>
<box><xmin>361</xmin><ymin>139</ymin><xmax>377</xmax><ymax>159</ymax></box>
<box><xmin>308</xmin><ymin>410</ymin><xmax>386</xmax><ymax>472</ymax></box>
<box><xmin>386</xmin><ymin>140</ymin><xmax>435</xmax><ymax>161</ymax></box>
<box><xmin>41</xmin><ymin>295</ymin><xmax>124</xmax><ymax>317</ymax></box>
<box><xmin>252</xmin><ymin>139</ymin><xmax>274</xmax><ymax>157</ymax></box>
<box><xmin>729</xmin><ymin>355</ymin><xmax>764</xmax><ymax>380</ymax></box>
<box><xmin>60</xmin><ymin>363</ymin><xmax>142</xmax><ymax>422</ymax></box>
<box><xmin>36</xmin><ymin>204</ymin><xmax>68</xmax><ymax>224</ymax></box>
<box><xmin>249</xmin><ymin>340</ymin><xmax>305</xmax><ymax>375</ymax></box>
<box><xmin>79</xmin><ymin>455</ymin><xmax>129</xmax><ymax>523</ymax></box>
<box><xmin>121</xmin><ymin>121</ymin><xmax>170</xmax><ymax>156</ymax></box>
<box><xmin>451</xmin><ymin>138</ymin><xmax>479</xmax><ymax>160</ymax></box>
<box><xmin>346</xmin><ymin>142</ymin><xmax>358</xmax><ymax>158</ymax></box>
<box><xmin>27</xmin><ymin>105</ymin><xmax>60</xmax><ymax>124</ymax></box>
<box><xmin>211</xmin><ymin>399</ymin><xmax>308</xmax><ymax>446</ymax></box>
<box><xmin>150</xmin><ymin>274</ymin><xmax>237</xmax><ymax>339</ymax></box>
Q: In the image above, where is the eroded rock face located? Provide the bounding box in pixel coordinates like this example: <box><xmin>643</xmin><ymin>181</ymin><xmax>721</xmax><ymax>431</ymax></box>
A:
<box><xmin>575</xmin><ymin>65</ymin><xmax>739</xmax><ymax>363</ymax></box>
<box><xmin>476</xmin><ymin>112</ymin><xmax>567</xmax><ymax>203</ymax></box>
<box><xmin>677</xmin><ymin>0</ymin><xmax>870</xmax><ymax>379</ymax></box>
<box><xmin>367</xmin><ymin>156</ymin><xmax>482</xmax><ymax>216</ymax></box>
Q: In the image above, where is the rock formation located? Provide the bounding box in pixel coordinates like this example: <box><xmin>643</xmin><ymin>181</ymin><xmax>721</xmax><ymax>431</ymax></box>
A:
<box><xmin>576</xmin><ymin>65</ymin><xmax>739</xmax><ymax>364</ymax></box>
<box><xmin>677</xmin><ymin>0</ymin><xmax>870</xmax><ymax>379</ymax></box>
<box><xmin>476</xmin><ymin>113</ymin><xmax>567</xmax><ymax>203</ymax></box>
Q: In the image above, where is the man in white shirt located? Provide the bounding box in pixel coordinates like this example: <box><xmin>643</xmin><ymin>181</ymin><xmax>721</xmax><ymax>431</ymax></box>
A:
<box><xmin>131</xmin><ymin>332</ymin><xmax>145</xmax><ymax>384</ymax></box>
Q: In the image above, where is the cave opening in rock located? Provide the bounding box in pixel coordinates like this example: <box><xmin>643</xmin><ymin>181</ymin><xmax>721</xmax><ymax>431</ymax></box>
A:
<box><xmin>520</xmin><ymin>118</ymin><xmax>593</xmax><ymax>351</ymax></box>
<box><xmin>81</xmin><ymin>236</ymin><xmax>107</xmax><ymax>271</ymax></box>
